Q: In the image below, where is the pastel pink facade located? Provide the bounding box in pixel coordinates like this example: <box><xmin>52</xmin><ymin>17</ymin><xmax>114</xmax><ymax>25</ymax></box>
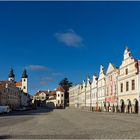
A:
<box><xmin>105</xmin><ymin>63</ymin><xmax>119</xmax><ymax>112</ymax></box>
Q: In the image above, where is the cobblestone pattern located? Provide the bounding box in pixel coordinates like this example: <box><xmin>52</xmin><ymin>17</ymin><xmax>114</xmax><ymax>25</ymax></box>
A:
<box><xmin>0</xmin><ymin>108</ymin><xmax>140</xmax><ymax>139</ymax></box>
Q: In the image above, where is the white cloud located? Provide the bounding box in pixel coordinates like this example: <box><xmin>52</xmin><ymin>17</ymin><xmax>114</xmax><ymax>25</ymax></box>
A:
<box><xmin>26</xmin><ymin>65</ymin><xmax>48</xmax><ymax>71</ymax></box>
<box><xmin>39</xmin><ymin>77</ymin><xmax>54</xmax><ymax>85</ymax></box>
<box><xmin>55</xmin><ymin>29</ymin><xmax>84</xmax><ymax>47</ymax></box>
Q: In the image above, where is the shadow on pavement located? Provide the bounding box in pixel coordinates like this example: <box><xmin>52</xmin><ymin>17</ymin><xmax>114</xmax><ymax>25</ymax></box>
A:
<box><xmin>0</xmin><ymin>107</ymin><xmax>54</xmax><ymax>117</ymax></box>
<box><xmin>0</xmin><ymin>134</ymin><xmax>91</xmax><ymax>139</ymax></box>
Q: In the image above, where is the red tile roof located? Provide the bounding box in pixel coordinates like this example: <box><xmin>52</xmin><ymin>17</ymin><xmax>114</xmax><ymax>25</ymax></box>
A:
<box><xmin>56</xmin><ymin>87</ymin><xmax>65</xmax><ymax>92</ymax></box>
<box><xmin>35</xmin><ymin>89</ymin><xmax>57</xmax><ymax>96</ymax></box>
<box><xmin>50</xmin><ymin>90</ymin><xmax>56</xmax><ymax>95</ymax></box>
<box><xmin>0</xmin><ymin>80</ymin><xmax>19</xmax><ymax>90</ymax></box>
<box><xmin>16</xmin><ymin>81</ymin><xmax>22</xmax><ymax>86</ymax></box>
<box><xmin>35</xmin><ymin>90</ymin><xmax>50</xmax><ymax>96</ymax></box>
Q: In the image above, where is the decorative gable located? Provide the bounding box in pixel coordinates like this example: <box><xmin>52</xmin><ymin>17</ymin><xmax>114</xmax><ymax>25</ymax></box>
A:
<box><xmin>106</xmin><ymin>63</ymin><xmax>116</xmax><ymax>74</ymax></box>
<box><xmin>40</xmin><ymin>92</ymin><xmax>46</xmax><ymax>96</ymax></box>
<box><xmin>123</xmin><ymin>47</ymin><xmax>131</xmax><ymax>60</ymax></box>
<box><xmin>98</xmin><ymin>65</ymin><xmax>105</xmax><ymax>80</ymax></box>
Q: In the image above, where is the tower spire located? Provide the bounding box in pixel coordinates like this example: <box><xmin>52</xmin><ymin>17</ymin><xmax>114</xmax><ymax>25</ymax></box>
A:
<box><xmin>21</xmin><ymin>69</ymin><xmax>28</xmax><ymax>93</ymax></box>
<box><xmin>8</xmin><ymin>68</ymin><xmax>15</xmax><ymax>81</ymax></box>
<box><xmin>22</xmin><ymin>69</ymin><xmax>28</xmax><ymax>78</ymax></box>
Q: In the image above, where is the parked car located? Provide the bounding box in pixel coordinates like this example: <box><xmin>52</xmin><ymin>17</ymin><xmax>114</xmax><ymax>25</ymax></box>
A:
<box><xmin>0</xmin><ymin>108</ymin><xmax>4</xmax><ymax>114</ymax></box>
<box><xmin>0</xmin><ymin>106</ymin><xmax>11</xmax><ymax>114</ymax></box>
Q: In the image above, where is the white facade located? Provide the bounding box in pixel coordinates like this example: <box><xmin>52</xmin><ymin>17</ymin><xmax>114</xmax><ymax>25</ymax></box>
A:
<box><xmin>85</xmin><ymin>76</ymin><xmax>91</xmax><ymax>108</ymax></box>
<box><xmin>118</xmin><ymin>48</ymin><xmax>139</xmax><ymax>113</ymax></box>
<box><xmin>105</xmin><ymin>63</ymin><xmax>119</xmax><ymax>112</ymax></box>
<box><xmin>97</xmin><ymin>65</ymin><xmax>106</xmax><ymax>111</ymax></box>
<box><xmin>68</xmin><ymin>47</ymin><xmax>140</xmax><ymax>114</ymax></box>
<box><xmin>69</xmin><ymin>84</ymin><xmax>80</xmax><ymax>108</ymax></box>
<box><xmin>22</xmin><ymin>78</ymin><xmax>28</xmax><ymax>93</ymax></box>
<box><xmin>56</xmin><ymin>88</ymin><xmax>64</xmax><ymax>108</ymax></box>
<box><xmin>81</xmin><ymin>80</ymin><xmax>86</xmax><ymax>108</ymax></box>
<box><xmin>91</xmin><ymin>75</ymin><xmax>98</xmax><ymax>110</ymax></box>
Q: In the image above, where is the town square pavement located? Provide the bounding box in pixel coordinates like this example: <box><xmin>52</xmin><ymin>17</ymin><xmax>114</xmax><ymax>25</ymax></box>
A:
<box><xmin>0</xmin><ymin>108</ymin><xmax>140</xmax><ymax>139</ymax></box>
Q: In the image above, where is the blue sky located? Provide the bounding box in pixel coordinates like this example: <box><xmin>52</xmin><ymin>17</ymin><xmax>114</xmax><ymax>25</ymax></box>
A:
<box><xmin>1</xmin><ymin>1</ymin><xmax>140</xmax><ymax>95</ymax></box>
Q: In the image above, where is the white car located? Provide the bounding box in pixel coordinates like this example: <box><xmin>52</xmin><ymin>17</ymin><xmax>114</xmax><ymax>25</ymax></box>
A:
<box><xmin>0</xmin><ymin>106</ymin><xmax>11</xmax><ymax>114</ymax></box>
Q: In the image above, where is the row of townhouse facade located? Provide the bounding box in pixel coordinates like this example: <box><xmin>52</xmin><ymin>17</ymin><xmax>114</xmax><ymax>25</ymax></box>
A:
<box><xmin>69</xmin><ymin>47</ymin><xmax>140</xmax><ymax>113</ymax></box>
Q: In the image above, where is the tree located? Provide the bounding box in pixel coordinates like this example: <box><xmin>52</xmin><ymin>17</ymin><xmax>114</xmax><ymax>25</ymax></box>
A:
<box><xmin>59</xmin><ymin>78</ymin><xmax>73</xmax><ymax>106</ymax></box>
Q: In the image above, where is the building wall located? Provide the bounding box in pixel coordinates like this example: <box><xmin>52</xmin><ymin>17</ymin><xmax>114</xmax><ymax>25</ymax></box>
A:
<box><xmin>118</xmin><ymin>52</ymin><xmax>139</xmax><ymax>113</ymax></box>
<box><xmin>22</xmin><ymin>78</ymin><xmax>28</xmax><ymax>93</ymax></box>
<box><xmin>46</xmin><ymin>99</ymin><xmax>56</xmax><ymax>108</ymax></box>
<box><xmin>69</xmin><ymin>86</ymin><xmax>76</xmax><ymax>107</ymax></box>
<box><xmin>97</xmin><ymin>65</ymin><xmax>106</xmax><ymax>111</ymax></box>
<box><xmin>86</xmin><ymin>79</ymin><xmax>91</xmax><ymax>108</ymax></box>
<box><xmin>91</xmin><ymin>75</ymin><xmax>98</xmax><ymax>111</ymax></box>
<box><xmin>68</xmin><ymin>48</ymin><xmax>140</xmax><ymax>114</ymax></box>
<box><xmin>20</xmin><ymin>92</ymin><xmax>30</xmax><ymax>107</ymax></box>
<box><xmin>105</xmin><ymin>63</ymin><xmax>119</xmax><ymax>112</ymax></box>
<box><xmin>0</xmin><ymin>84</ymin><xmax>20</xmax><ymax>109</ymax></box>
<box><xmin>80</xmin><ymin>81</ymin><xmax>86</xmax><ymax>108</ymax></box>
<box><xmin>56</xmin><ymin>91</ymin><xmax>64</xmax><ymax>108</ymax></box>
<box><xmin>69</xmin><ymin>84</ymin><xmax>80</xmax><ymax>108</ymax></box>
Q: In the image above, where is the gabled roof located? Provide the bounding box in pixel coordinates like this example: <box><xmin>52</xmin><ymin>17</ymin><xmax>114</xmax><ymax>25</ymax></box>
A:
<box><xmin>35</xmin><ymin>89</ymin><xmax>57</xmax><ymax>97</ymax></box>
<box><xmin>56</xmin><ymin>87</ymin><xmax>65</xmax><ymax>92</ymax></box>
<box><xmin>106</xmin><ymin>63</ymin><xmax>117</xmax><ymax>74</ymax></box>
<box><xmin>35</xmin><ymin>90</ymin><xmax>49</xmax><ymax>96</ymax></box>
<box><xmin>40</xmin><ymin>90</ymin><xmax>50</xmax><ymax>94</ymax></box>
<box><xmin>50</xmin><ymin>90</ymin><xmax>56</xmax><ymax>95</ymax></box>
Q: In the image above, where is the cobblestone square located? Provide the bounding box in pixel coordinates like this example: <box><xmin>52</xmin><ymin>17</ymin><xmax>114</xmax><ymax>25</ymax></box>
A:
<box><xmin>0</xmin><ymin>108</ymin><xmax>140</xmax><ymax>139</ymax></box>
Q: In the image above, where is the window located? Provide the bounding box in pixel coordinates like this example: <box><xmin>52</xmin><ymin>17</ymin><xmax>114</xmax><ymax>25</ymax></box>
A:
<box><xmin>125</xmin><ymin>68</ymin><xmax>128</xmax><ymax>75</ymax></box>
<box><xmin>61</xmin><ymin>94</ymin><xmax>63</xmax><ymax>97</ymax></box>
<box><xmin>111</xmin><ymin>86</ymin><xmax>113</xmax><ymax>95</ymax></box>
<box><xmin>126</xmin><ymin>82</ymin><xmax>129</xmax><ymax>91</ymax></box>
<box><xmin>107</xmin><ymin>87</ymin><xmax>109</xmax><ymax>96</ymax></box>
<box><xmin>58</xmin><ymin>94</ymin><xmax>59</xmax><ymax>97</ymax></box>
<box><xmin>24</xmin><ymin>79</ymin><xmax>26</xmax><ymax>82</ymax></box>
<box><xmin>110</xmin><ymin>75</ymin><xmax>112</xmax><ymax>81</ymax></box>
<box><xmin>115</xmin><ymin>85</ymin><xmax>117</xmax><ymax>93</ymax></box>
<box><xmin>61</xmin><ymin>100</ymin><xmax>63</xmax><ymax>104</ymax></box>
<box><xmin>121</xmin><ymin>83</ymin><xmax>123</xmax><ymax>92</ymax></box>
<box><xmin>132</xmin><ymin>80</ymin><xmax>135</xmax><ymax>90</ymax></box>
<box><xmin>23</xmin><ymin>86</ymin><xmax>26</xmax><ymax>89</ymax></box>
<box><xmin>58</xmin><ymin>100</ymin><xmax>60</xmax><ymax>104</ymax></box>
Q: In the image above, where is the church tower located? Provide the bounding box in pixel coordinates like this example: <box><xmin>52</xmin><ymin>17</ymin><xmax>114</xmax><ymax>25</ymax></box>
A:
<box><xmin>21</xmin><ymin>69</ymin><xmax>28</xmax><ymax>93</ymax></box>
<box><xmin>8</xmin><ymin>68</ymin><xmax>15</xmax><ymax>82</ymax></box>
